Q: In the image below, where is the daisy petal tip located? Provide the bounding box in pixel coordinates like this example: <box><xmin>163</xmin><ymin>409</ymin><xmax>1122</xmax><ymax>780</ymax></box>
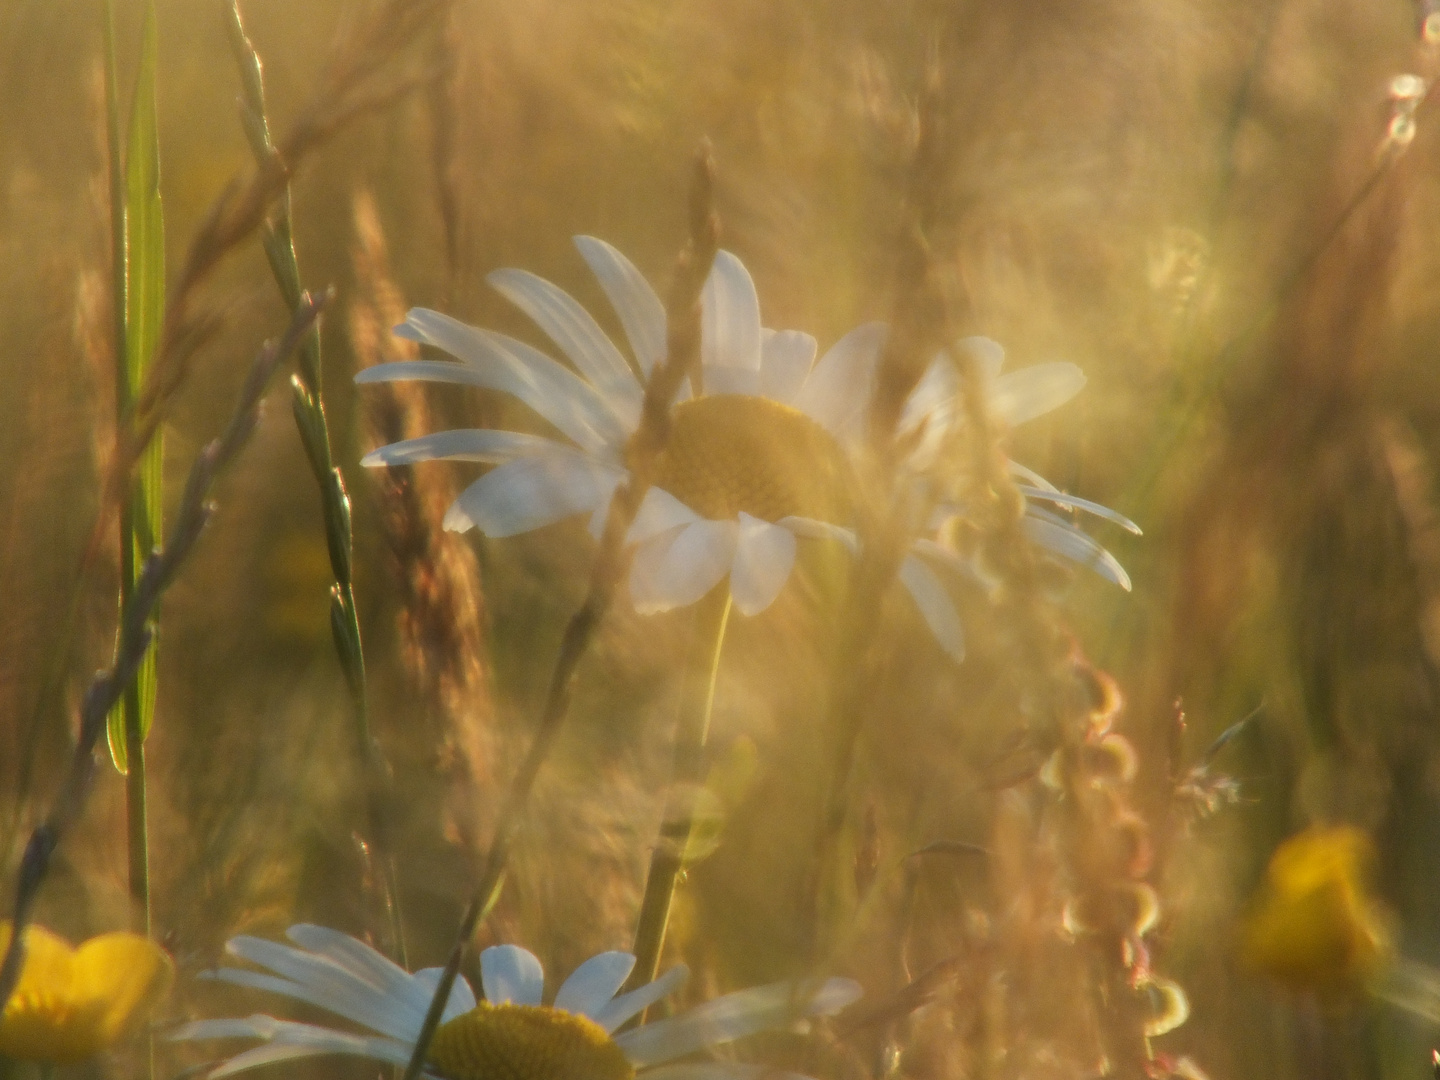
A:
<box><xmin>822</xmin><ymin>976</ymin><xmax>865</xmax><ymax>1013</ymax></box>
<box><xmin>442</xmin><ymin>503</ymin><xmax>475</xmax><ymax>533</ymax></box>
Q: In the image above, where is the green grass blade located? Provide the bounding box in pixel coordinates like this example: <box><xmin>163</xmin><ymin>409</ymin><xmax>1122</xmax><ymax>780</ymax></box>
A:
<box><xmin>108</xmin><ymin>0</ymin><xmax>165</xmax><ymax>774</ymax></box>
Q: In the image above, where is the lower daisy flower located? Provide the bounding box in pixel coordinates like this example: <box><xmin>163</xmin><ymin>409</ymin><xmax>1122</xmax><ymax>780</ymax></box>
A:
<box><xmin>0</xmin><ymin>921</ymin><xmax>174</xmax><ymax>1064</ymax></box>
<box><xmin>171</xmin><ymin>925</ymin><xmax>861</xmax><ymax>1080</ymax></box>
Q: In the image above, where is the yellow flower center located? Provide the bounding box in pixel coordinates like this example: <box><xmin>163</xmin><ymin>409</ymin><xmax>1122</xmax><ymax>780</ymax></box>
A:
<box><xmin>428</xmin><ymin>1003</ymin><xmax>635</xmax><ymax>1080</ymax></box>
<box><xmin>648</xmin><ymin>395</ymin><xmax>856</xmax><ymax>524</ymax></box>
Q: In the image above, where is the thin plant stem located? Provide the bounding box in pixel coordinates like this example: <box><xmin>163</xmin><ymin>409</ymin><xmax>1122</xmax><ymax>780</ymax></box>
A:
<box><xmin>626</xmin><ymin>588</ymin><xmax>732</xmax><ymax>999</ymax></box>
<box><xmin>398</xmin><ymin>145</ymin><xmax>721</xmax><ymax>1080</ymax></box>
<box><xmin>0</xmin><ymin>294</ymin><xmax>329</xmax><ymax>1014</ymax></box>
<box><xmin>103</xmin><ymin>0</ymin><xmax>156</xmax><ymax>944</ymax></box>
<box><xmin>226</xmin><ymin>0</ymin><xmax>406</xmax><ymax>965</ymax></box>
<box><xmin>804</xmin><ymin>48</ymin><xmax>960</xmax><ymax>960</ymax></box>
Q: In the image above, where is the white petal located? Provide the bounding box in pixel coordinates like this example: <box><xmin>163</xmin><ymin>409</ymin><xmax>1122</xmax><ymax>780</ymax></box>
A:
<box><xmin>592</xmin><ymin>964</ymin><xmax>689</xmax><ymax>1033</ymax></box>
<box><xmin>170</xmin><ymin>1018</ymin><xmax>279</xmax><ymax>1042</ymax></box>
<box><xmin>1023</xmin><ymin>511</ymin><xmax>1132</xmax><ymax>590</ymax></box>
<box><xmin>1017</xmin><ymin>486</ymin><xmax>1142</xmax><ymax>534</ymax></box>
<box><xmin>956</xmin><ymin>335</ymin><xmax>1005</xmax><ymax>381</ymax></box>
<box><xmin>588</xmin><ymin>483</ymin><xmax>621</xmax><ymax>539</ymax></box>
<box><xmin>628</xmin><ymin>486</ymin><xmax>702</xmax><ymax>545</ymax></box>
<box><xmin>488</xmin><ymin>267</ymin><xmax>643</xmax><ymax>407</ymax></box>
<box><xmin>630</xmin><ymin>519</ymin><xmax>738</xmax><ymax>614</ymax></box>
<box><xmin>373</xmin><ymin>309</ymin><xmax>629</xmax><ymax>453</ymax></box>
<box><xmin>201</xmin><ymin>968</ymin><xmax>414</xmax><ymax>1041</ymax></box>
<box><xmin>702</xmin><ymin>365</ymin><xmax>762</xmax><ymax>397</ymax></box>
<box><xmin>554</xmin><ymin>952</ymin><xmax>637</xmax><ymax>1019</ymax></box>
<box><xmin>412</xmin><ymin>967</ymin><xmax>479</xmax><ymax>1022</ymax></box>
<box><xmin>170</xmin><ymin>1015</ymin><xmax>411</xmax><ymax>1077</ymax></box>
<box><xmin>281</xmin><ymin>925</ymin><xmax>432</xmax><ymax>1033</ymax></box>
<box><xmin>220</xmin><ymin>937</ymin><xmax>405</xmax><ymax>1040</ymax></box>
<box><xmin>615</xmin><ymin>977</ymin><xmax>862</xmax><ymax>1067</ymax></box>
<box><xmin>776</xmin><ymin>516</ymin><xmax>859</xmax><ymax>555</ymax></box>
<box><xmin>988</xmin><ymin>362</ymin><xmax>1085</xmax><ymax>427</ymax></box>
<box><xmin>899</xmin><ymin>358</ymin><xmax>958</xmax><ymax>472</ymax></box>
<box><xmin>361</xmin><ymin>429</ymin><xmax>560</xmax><ymax>468</ymax></box>
<box><xmin>480</xmin><ymin>945</ymin><xmax>545</xmax><ymax>1006</ymax></box>
<box><xmin>730</xmin><ymin>514</ymin><xmax>797</xmax><ymax>616</ymax></box>
<box><xmin>760</xmin><ymin>329</ymin><xmax>817</xmax><ymax>404</ymax></box>
<box><xmin>793</xmin><ymin>323</ymin><xmax>887</xmax><ymax>439</ymax></box>
<box><xmin>1008</xmin><ymin>459</ymin><xmax>1059</xmax><ymax>492</ymax></box>
<box><xmin>576</xmin><ymin>236</ymin><xmax>667</xmax><ymax>375</ymax></box>
<box><xmin>701</xmin><ymin>251</ymin><xmax>761</xmax><ymax>370</ymax></box>
<box><xmin>899</xmin><ymin>355</ymin><xmax>958</xmax><ymax>436</ymax></box>
<box><xmin>283</xmin><ymin>926</ymin><xmax>410</xmax><ymax>989</ymax></box>
<box><xmin>910</xmin><ymin>537</ymin><xmax>979</xmax><ymax>580</ymax></box>
<box><xmin>898</xmin><ymin>555</ymin><xmax>965</xmax><ymax>662</ymax></box>
<box><xmin>446</xmin><ymin>451</ymin><xmax>623</xmax><ymax>537</ymax></box>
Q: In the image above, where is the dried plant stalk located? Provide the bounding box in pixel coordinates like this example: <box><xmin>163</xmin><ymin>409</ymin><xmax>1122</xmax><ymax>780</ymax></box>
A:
<box><xmin>350</xmin><ymin>189</ymin><xmax>497</xmax><ymax>867</ymax></box>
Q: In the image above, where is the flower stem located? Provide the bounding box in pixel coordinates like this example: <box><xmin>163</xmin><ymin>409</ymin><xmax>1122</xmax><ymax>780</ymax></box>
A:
<box><xmin>627</xmin><ymin>589</ymin><xmax>732</xmax><ymax>997</ymax></box>
<box><xmin>102</xmin><ymin>0</ymin><xmax>155</xmax><ymax>944</ymax></box>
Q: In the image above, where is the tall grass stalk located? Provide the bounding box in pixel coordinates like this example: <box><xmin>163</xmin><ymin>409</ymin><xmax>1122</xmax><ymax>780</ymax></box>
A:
<box><xmin>626</xmin><ymin>589</ymin><xmax>732</xmax><ymax>999</ymax></box>
<box><xmin>226</xmin><ymin>0</ymin><xmax>406</xmax><ymax>965</ymax></box>
<box><xmin>399</xmin><ymin>146</ymin><xmax>721</xmax><ymax>1080</ymax></box>
<box><xmin>102</xmin><ymin>0</ymin><xmax>166</xmax><ymax>946</ymax></box>
<box><xmin>806</xmin><ymin>55</ymin><xmax>960</xmax><ymax>961</ymax></box>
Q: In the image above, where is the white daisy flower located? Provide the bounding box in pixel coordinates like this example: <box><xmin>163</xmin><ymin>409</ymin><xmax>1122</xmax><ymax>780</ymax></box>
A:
<box><xmin>170</xmin><ymin>925</ymin><xmax>861</xmax><ymax>1080</ymax></box>
<box><xmin>356</xmin><ymin>238</ymin><xmax>1133</xmax><ymax>661</ymax></box>
<box><xmin>354</xmin><ymin>238</ymin><xmax>962</xmax><ymax>651</ymax></box>
<box><xmin>897</xmin><ymin>334</ymin><xmax>1142</xmax><ymax>592</ymax></box>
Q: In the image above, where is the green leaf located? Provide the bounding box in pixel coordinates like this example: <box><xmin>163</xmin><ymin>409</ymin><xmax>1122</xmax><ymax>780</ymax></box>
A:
<box><xmin>109</xmin><ymin>0</ymin><xmax>165</xmax><ymax>774</ymax></box>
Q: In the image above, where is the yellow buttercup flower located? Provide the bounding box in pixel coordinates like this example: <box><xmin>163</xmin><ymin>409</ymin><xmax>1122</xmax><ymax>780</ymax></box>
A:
<box><xmin>1240</xmin><ymin>825</ymin><xmax>1390</xmax><ymax>998</ymax></box>
<box><xmin>0</xmin><ymin>922</ymin><xmax>174</xmax><ymax>1063</ymax></box>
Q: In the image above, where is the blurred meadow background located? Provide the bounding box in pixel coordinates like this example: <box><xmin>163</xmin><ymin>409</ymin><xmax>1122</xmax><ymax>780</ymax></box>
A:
<box><xmin>5</xmin><ymin>0</ymin><xmax>1440</xmax><ymax>1077</ymax></box>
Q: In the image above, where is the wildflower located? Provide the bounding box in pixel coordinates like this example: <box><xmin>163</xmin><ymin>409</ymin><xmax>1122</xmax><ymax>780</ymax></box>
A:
<box><xmin>1240</xmin><ymin>825</ymin><xmax>1390</xmax><ymax>997</ymax></box>
<box><xmin>897</xmin><ymin>335</ymin><xmax>1140</xmax><ymax>592</ymax></box>
<box><xmin>0</xmin><ymin>921</ymin><xmax>173</xmax><ymax>1063</ymax></box>
<box><xmin>356</xmin><ymin>238</ymin><xmax>959</xmax><ymax>650</ymax></box>
<box><xmin>357</xmin><ymin>239</ymin><xmax>1132</xmax><ymax>659</ymax></box>
<box><xmin>172</xmin><ymin>924</ymin><xmax>861</xmax><ymax>1079</ymax></box>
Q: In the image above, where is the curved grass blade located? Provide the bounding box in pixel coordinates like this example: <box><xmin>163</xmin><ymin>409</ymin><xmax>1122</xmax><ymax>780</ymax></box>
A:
<box><xmin>108</xmin><ymin>0</ymin><xmax>165</xmax><ymax>778</ymax></box>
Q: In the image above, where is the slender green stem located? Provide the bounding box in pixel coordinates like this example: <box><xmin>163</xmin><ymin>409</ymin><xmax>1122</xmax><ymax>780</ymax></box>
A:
<box><xmin>226</xmin><ymin>0</ymin><xmax>405</xmax><ymax>966</ymax></box>
<box><xmin>627</xmin><ymin>589</ymin><xmax>732</xmax><ymax>997</ymax></box>
<box><xmin>102</xmin><ymin>0</ymin><xmax>153</xmax><ymax>938</ymax></box>
<box><xmin>101</xmin><ymin>0</ymin><xmax>126</xmax><ymax>381</ymax></box>
<box><xmin>123</xmin><ymin>705</ymin><xmax>148</xmax><ymax>929</ymax></box>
